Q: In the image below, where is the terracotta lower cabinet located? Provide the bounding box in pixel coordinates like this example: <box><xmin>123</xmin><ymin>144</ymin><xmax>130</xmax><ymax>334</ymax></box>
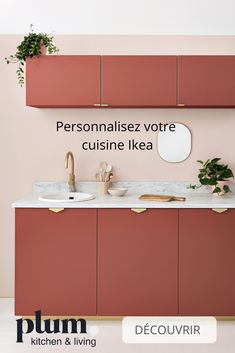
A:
<box><xmin>16</xmin><ymin>207</ymin><xmax>235</xmax><ymax>316</ymax></box>
<box><xmin>179</xmin><ymin>209</ymin><xmax>235</xmax><ymax>316</ymax></box>
<box><xmin>98</xmin><ymin>209</ymin><xmax>178</xmax><ymax>316</ymax></box>
<box><xmin>15</xmin><ymin>208</ymin><xmax>97</xmax><ymax>316</ymax></box>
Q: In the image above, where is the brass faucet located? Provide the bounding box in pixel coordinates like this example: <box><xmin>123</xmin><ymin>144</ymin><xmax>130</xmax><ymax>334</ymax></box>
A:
<box><xmin>64</xmin><ymin>151</ymin><xmax>76</xmax><ymax>192</ymax></box>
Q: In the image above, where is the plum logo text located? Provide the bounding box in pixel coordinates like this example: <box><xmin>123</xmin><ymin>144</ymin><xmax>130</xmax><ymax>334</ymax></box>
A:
<box><xmin>16</xmin><ymin>310</ymin><xmax>87</xmax><ymax>343</ymax></box>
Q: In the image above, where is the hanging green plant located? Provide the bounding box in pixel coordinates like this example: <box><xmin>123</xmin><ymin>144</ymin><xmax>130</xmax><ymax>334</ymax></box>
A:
<box><xmin>5</xmin><ymin>24</ymin><xmax>59</xmax><ymax>86</ymax></box>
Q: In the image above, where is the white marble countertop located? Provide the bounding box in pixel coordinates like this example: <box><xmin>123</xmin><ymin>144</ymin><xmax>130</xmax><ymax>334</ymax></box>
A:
<box><xmin>11</xmin><ymin>181</ymin><xmax>235</xmax><ymax>209</ymax></box>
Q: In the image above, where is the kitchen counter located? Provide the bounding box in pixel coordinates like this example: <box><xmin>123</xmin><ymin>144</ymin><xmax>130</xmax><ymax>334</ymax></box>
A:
<box><xmin>12</xmin><ymin>181</ymin><xmax>235</xmax><ymax>209</ymax></box>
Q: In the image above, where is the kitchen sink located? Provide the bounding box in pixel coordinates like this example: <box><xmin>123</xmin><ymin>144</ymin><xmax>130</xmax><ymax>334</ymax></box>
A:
<box><xmin>38</xmin><ymin>192</ymin><xmax>95</xmax><ymax>203</ymax></box>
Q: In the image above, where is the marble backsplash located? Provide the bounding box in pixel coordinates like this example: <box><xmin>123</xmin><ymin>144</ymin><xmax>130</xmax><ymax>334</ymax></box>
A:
<box><xmin>33</xmin><ymin>181</ymin><xmax>235</xmax><ymax>195</ymax></box>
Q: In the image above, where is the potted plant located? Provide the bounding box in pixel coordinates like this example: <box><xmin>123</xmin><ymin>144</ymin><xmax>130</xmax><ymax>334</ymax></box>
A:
<box><xmin>5</xmin><ymin>24</ymin><xmax>59</xmax><ymax>86</ymax></box>
<box><xmin>189</xmin><ymin>158</ymin><xmax>234</xmax><ymax>195</ymax></box>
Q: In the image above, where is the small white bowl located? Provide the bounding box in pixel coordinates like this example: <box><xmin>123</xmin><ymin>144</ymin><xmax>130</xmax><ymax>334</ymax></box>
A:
<box><xmin>108</xmin><ymin>188</ymin><xmax>128</xmax><ymax>196</ymax></box>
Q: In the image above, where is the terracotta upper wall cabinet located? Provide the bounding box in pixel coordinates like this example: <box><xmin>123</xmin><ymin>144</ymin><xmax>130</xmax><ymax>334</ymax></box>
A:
<box><xmin>178</xmin><ymin>56</ymin><xmax>235</xmax><ymax>107</ymax></box>
<box><xmin>101</xmin><ymin>56</ymin><xmax>177</xmax><ymax>107</ymax></box>
<box><xmin>26</xmin><ymin>55</ymin><xmax>235</xmax><ymax>108</ymax></box>
<box><xmin>26</xmin><ymin>55</ymin><xmax>101</xmax><ymax>107</ymax></box>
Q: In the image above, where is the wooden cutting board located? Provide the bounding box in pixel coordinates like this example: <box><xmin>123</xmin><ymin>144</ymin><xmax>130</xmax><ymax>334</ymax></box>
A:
<box><xmin>139</xmin><ymin>194</ymin><xmax>186</xmax><ymax>202</ymax></box>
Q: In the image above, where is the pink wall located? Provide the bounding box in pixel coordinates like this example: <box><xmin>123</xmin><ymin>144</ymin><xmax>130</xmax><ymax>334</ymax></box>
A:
<box><xmin>1</xmin><ymin>35</ymin><xmax>235</xmax><ymax>296</ymax></box>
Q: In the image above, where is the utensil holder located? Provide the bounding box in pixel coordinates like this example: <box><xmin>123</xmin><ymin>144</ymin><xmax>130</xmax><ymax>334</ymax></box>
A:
<box><xmin>97</xmin><ymin>181</ymin><xmax>111</xmax><ymax>196</ymax></box>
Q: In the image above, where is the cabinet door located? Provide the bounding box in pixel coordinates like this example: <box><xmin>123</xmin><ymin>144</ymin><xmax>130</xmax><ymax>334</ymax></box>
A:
<box><xmin>15</xmin><ymin>208</ymin><xmax>97</xmax><ymax>316</ymax></box>
<box><xmin>26</xmin><ymin>56</ymin><xmax>100</xmax><ymax>107</ymax></box>
<box><xmin>179</xmin><ymin>209</ymin><xmax>235</xmax><ymax>316</ymax></box>
<box><xmin>178</xmin><ymin>56</ymin><xmax>235</xmax><ymax>106</ymax></box>
<box><xmin>101</xmin><ymin>56</ymin><xmax>177</xmax><ymax>107</ymax></box>
<box><xmin>98</xmin><ymin>209</ymin><xmax>178</xmax><ymax>315</ymax></box>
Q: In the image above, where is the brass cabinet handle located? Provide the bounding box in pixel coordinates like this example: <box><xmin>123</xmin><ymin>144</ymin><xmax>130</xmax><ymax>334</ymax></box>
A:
<box><xmin>131</xmin><ymin>208</ymin><xmax>147</xmax><ymax>213</ymax></box>
<box><xmin>177</xmin><ymin>103</ymin><xmax>185</xmax><ymax>107</ymax></box>
<box><xmin>93</xmin><ymin>103</ymin><xmax>109</xmax><ymax>107</ymax></box>
<box><xmin>212</xmin><ymin>208</ymin><xmax>228</xmax><ymax>214</ymax></box>
<box><xmin>49</xmin><ymin>208</ymin><xmax>64</xmax><ymax>213</ymax></box>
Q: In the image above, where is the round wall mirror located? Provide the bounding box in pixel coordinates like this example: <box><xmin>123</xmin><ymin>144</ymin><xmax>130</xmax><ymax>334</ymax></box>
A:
<box><xmin>157</xmin><ymin>123</ymin><xmax>191</xmax><ymax>163</ymax></box>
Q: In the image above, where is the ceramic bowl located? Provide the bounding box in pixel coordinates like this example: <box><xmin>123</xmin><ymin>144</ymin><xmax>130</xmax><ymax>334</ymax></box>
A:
<box><xmin>108</xmin><ymin>188</ymin><xmax>128</xmax><ymax>196</ymax></box>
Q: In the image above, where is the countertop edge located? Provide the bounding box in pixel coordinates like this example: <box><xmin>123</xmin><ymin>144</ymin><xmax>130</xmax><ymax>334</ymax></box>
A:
<box><xmin>11</xmin><ymin>194</ymin><xmax>235</xmax><ymax>209</ymax></box>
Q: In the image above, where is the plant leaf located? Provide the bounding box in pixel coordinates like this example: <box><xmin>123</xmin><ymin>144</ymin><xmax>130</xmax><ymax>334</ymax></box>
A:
<box><xmin>213</xmin><ymin>187</ymin><xmax>221</xmax><ymax>194</ymax></box>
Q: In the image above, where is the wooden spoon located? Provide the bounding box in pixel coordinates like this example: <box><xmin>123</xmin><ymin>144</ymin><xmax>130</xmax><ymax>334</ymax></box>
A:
<box><xmin>95</xmin><ymin>173</ymin><xmax>101</xmax><ymax>182</ymax></box>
